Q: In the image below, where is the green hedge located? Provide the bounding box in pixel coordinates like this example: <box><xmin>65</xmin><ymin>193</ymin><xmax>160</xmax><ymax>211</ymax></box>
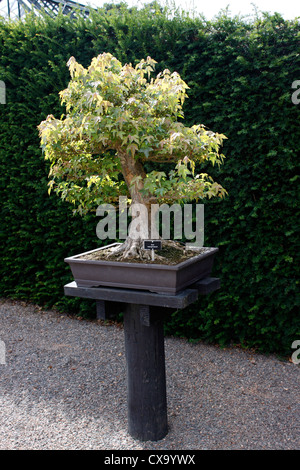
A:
<box><xmin>0</xmin><ymin>4</ymin><xmax>299</xmax><ymax>355</ymax></box>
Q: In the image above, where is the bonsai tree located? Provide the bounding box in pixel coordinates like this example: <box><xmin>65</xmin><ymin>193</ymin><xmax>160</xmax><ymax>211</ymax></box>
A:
<box><xmin>38</xmin><ymin>53</ymin><xmax>227</xmax><ymax>259</ymax></box>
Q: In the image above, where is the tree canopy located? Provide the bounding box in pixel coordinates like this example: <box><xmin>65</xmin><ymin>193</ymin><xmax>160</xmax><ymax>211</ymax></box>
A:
<box><xmin>38</xmin><ymin>52</ymin><xmax>227</xmax><ymax>215</ymax></box>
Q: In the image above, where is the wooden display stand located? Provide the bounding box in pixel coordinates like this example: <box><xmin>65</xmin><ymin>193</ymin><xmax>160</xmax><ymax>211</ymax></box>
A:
<box><xmin>64</xmin><ymin>277</ymin><xmax>220</xmax><ymax>441</ymax></box>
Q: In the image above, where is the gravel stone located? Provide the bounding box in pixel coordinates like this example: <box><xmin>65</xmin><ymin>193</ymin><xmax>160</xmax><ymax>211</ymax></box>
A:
<box><xmin>0</xmin><ymin>298</ymin><xmax>299</xmax><ymax>450</ymax></box>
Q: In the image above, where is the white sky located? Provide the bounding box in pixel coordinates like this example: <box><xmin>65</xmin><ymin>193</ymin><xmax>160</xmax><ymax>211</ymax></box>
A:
<box><xmin>87</xmin><ymin>0</ymin><xmax>300</xmax><ymax>21</ymax></box>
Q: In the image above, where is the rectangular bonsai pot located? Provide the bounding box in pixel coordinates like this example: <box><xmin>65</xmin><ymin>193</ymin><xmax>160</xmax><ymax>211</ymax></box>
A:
<box><xmin>64</xmin><ymin>243</ymin><xmax>218</xmax><ymax>295</ymax></box>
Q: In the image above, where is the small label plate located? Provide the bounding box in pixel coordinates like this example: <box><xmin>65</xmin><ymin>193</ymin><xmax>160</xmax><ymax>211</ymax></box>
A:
<box><xmin>143</xmin><ymin>240</ymin><xmax>162</xmax><ymax>250</ymax></box>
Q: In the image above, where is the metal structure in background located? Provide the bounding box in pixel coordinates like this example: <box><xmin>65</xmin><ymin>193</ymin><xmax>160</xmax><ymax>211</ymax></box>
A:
<box><xmin>0</xmin><ymin>0</ymin><xmax>92</xmax><ymax>20</ymax></box>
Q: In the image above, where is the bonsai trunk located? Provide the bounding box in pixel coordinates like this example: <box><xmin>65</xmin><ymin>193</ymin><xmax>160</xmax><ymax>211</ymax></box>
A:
<box><xmin>113</xmin><ymin>152</ymin><xmax>158</xmax><ymax>260</ymax></box>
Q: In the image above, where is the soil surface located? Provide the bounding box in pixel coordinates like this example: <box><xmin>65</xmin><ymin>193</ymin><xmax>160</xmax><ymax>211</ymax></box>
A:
<box><xmin>79</xmin><ymin>242</ymin><xmax>209</xmax><ymax>265</ymax></box>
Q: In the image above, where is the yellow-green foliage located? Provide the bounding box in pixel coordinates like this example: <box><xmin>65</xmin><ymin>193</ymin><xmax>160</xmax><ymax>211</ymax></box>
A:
<box><xmin>38</xmin><ymin>52</ymin><xmax>227</xmax><ymax>214</ymax></box>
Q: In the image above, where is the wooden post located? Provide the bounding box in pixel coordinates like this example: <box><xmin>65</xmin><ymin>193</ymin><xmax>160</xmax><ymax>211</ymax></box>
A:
<box><xmin>124</xmin><ymin>304</ymin><xmax>168</xmax><ymax>441</ymax></box>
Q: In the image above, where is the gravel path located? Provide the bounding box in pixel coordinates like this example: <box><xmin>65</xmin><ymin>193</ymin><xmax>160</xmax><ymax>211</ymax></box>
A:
<box><xmin>0</xmin><ymin>297</ymin><xmax>299</xmax><ymax>450</ymax></box>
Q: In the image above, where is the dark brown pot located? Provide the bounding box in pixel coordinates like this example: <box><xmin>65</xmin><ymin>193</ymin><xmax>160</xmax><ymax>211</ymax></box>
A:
<box><xmin>64</xmin><ymin>243</ymin><xmax>218</xmax><ymax>295</ymax></box>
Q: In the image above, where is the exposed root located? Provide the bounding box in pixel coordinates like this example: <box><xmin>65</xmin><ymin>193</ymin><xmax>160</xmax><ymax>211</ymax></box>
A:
<box><xmin>108</xmin><ymin>238</ymin><xmax>147</xmax><ymax>261</ymax></box>
<box><xmin>107</xmin><ymin>237</ymin><xmax>187</xmax><ymax>262</ymax></box>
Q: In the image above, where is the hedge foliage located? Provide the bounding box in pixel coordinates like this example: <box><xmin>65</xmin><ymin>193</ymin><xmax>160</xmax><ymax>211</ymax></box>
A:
<box><xmin>0</xmin><ymin>3</ymin><xmax>299</xmax><ymax>355</ymax></box>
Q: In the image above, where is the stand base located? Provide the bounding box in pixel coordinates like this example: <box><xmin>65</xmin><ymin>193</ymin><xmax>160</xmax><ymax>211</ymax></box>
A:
<box><xmin>63</xmin><ymin>278</ymin><xmax>220</xmax><ymax>441</ymax></box>
<box><xmin>124</xmin><ymin>304</ymin><xmax>168</xmax><ymax>441</ymax></box>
